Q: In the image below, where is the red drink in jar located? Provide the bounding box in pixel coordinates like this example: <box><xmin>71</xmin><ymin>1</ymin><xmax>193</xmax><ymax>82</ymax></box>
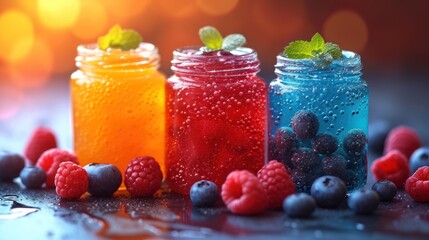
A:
<box><xmin>166</xmin><ymin>48</ymin><xmax>267</xmax><ymax>194</ymax></box>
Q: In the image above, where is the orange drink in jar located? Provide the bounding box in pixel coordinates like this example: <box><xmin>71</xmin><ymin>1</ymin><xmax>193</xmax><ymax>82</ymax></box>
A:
<box><xmin>71</xmin><ymin>42</ymin><xmax>166</xmax><ymax>183</ymax></box>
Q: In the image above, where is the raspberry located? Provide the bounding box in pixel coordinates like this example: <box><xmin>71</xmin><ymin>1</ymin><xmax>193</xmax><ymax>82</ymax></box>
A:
<box><xmin>24</xmin><ymin>126</ymin><xmax>57</xmax><ymax>165</ymax></box>
<box><xmin>371</xmin><ymin>150</ymin><xmax>410</xmax><ymax>188</ymax></box>
<box><xmin>36</xmin><ymin>149</ymin><xmax>78</xmax><ymax>188</ymax></box>
<box><xmin>54</xmin><ymin>162</ymin><xmax>88</xmax><ymax>200</ymax></box>
<box><xmin>405</xmin><ymin>166</ymin><xmax>429</xmax><ymax>202</ymax></box>
<box><xmin>221</xmin><ymin>170</ymin><xmax>267</xmax><ymax>215</ymax></box>
<box><xmin>384</xmin><ymin>126</ymin><xmax>421</xmax><ymax>160</ymax></box>
<box><xmin>257</xmin><ymin>160</ymin><xmax>296</xmax><ymax>209</ymax></box>
<box><xmin>124</xmin><ymin>156</ymin><xmax>163</xmax><ymax>197</ymax></box>
<box><xmin>291</xmin><ymin>110</ymin><xmax>319</xmax><ymax>140</ymax></box>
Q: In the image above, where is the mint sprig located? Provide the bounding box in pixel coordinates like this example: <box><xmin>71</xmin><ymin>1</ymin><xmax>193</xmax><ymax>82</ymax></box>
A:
<box><xmin>283</xmin><ymin>33</ymin><xmax>342</xmax><ymax>62</ymax></box>
<box><xmin>98</xmin><ymin>25</ymin><xmax>142</xmax><ymax>51</ymax></box>
<box><xmin>199</xmin><ymin>26</ymin><xmax>246</xmax><ymax>52</ymax></box>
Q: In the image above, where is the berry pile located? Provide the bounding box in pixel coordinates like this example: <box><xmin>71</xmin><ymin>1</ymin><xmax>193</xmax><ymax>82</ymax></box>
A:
<box><xmin>270</xmin><ymin>110</ymin><xmax>368</xmax><ymax>192</ymax></box>
<box><xmin>1</xmin><ymin>122</ymin><xmax>429</xmax><ymax>223</ymax></box>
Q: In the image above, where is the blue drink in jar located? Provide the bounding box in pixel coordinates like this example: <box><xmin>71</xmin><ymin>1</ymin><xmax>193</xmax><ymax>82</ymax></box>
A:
<box><xmin>269</xmin><ymin>50</ymin><xmax>368</xmax><ymax>192</ymax></box>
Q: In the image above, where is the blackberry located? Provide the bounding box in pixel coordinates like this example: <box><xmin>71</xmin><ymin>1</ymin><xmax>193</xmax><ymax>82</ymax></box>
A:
<box><xmin>343</xmin><ymin>129</ymin><xmax>367</xmax><ymax>156</ymax></box>
<box><xmin>310</xmin><ymin>175</ymin><xmax>347</xmax><ymax>208</ymax></box>
<box><xmin>291</xmin><ymin>171</ymin><xmax>318</xmax><ymax>193</ymax></box>
<box><xmin>269</xmin><ymin>127</ymin><xmax>298</xmax><ymax>169</ymax></box>
<box><xmin>347</xmin><ymin>189</ymin><xmax>380</xmax><ymax>214</ymax></box>
<box><xmin>291</xmin><ymin>110</ymin><xmax>319</xmax><ymax>139</ymax></box>
<box><xmin>19</xmin><ymin>166</ymin><xmax>46</xmax><ymax>189</ymax></box>
<box><xmin>190</xmin><ymin>180</ymin><xmax>219</xmax><ymax>207</ymax></box>
<box><xmin>321</xmin><ymin>154</ymin><xmax>346</xmax><ymax>178</ymax></box>
<box><xmin>84</xmin><ymin>163</ymin><xmax>122</xmax><ymax>197</ymax></box>
<box><xmin>371</xmin><ymin>180</ymin><xmax>397</xmax><ymax>202</ymax></box>
<box><xmin>312</xmin><ymin>133</ymin><xmax>338</xmax><ymax>155</ymax></box>
<box><xmin>283</xmin><ymin>193</ymin><xmax>316</xmax><ymax>218</ymax></box>
<box><xmin>291</xmin><ymin>148</ymin><xmax>320</xmax><ymax>172</ymax></box>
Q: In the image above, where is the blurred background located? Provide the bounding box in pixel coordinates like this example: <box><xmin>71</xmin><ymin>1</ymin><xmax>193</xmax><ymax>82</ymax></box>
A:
<box><xmin>0</xmin><ymin>0</ymin><xmax>428</xmax><ymax>151</ymax></box>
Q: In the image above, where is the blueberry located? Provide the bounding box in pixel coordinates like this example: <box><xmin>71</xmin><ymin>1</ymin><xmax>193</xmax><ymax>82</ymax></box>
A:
<box><xmin>84</xmin><ymin>163</ymin><xmax>122</xmax><ymax>197</ymax></box>
<box><xmin>368</xmin><ymin>120</ymin><xmax>391</xmax><ymax>154</ymax></box>
<box><xmin>321</xmin><ymin>154</ymin><xmax>346</xmax><ymax>178</ymax></box>
<box><xmin>343</xmin><ymin>129</ymin><xmax>367</xmax><ymax>156</ymax></box>
<box><xmin>371</xmin><ymin>180</ymin><xmax>397</xmax><ymax>202</ymax></box>
<box><xmin>190</xmin><ymin>180</ymin><xmax>219</xmax><ymax>207</ymax></box>
<box><xmin>283</xmin><ymin>193</ymin><xmax>316</xmax><ymax>218</ymax></box>
<box><xmin>410</xmin><ymin>147</ymin><xmax>429</xmax><ymax>174</ymax></box>
<box><xmin>291</xmin><ymin>148</ymin><xmax>320</xmax><ymax>172</ymax></box>
<box><xmin>347</xmin><ymin>189</ymin><xmax>380</xmax><ymax>214</ymax></box>
<box><xmin>19</xmin><ymin>166</ymin><xmax>46</xmax><ymax>189</ymax></box>
<box><xmin>269</xmin><ymin>127</ymin><xmax>298</xmax><ymax>169</ymax></box>
<box><xmin>312</xmin><ymin>133</ymin><xmax>338</xmax><ymax>154</ymax></box>
<box><xmin>291</xmin><ymin>110</ymin><xmax>319</xmax><ymax>139</ymax></box>
<box><xmin>0</xmin><ymin>151</ymin><xmax>25</xmax><ymax>182</ymax></box>
<box><xmin>291</xmin><ymin>171</ymin><xmax>318</xmax><ymax>193</ymax></box>
<box><xmin>310</xmin><ymin>175</ymin><xmax>347</xmax><ymax>208</ymax></box>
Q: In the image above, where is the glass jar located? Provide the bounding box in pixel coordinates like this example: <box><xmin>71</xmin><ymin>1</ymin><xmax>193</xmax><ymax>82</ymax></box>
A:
<box><xmin>166</xmin><ymin>48</ymin><xmax>267</xmax><ymax>195</ymax></box>
<box><xmin>268</xmin><ymin>51</ymin><xmax>368</xmax><ymax>192</ymax></box>
<box><xmin>71</xmin><ymin>43</ymin><xmax>166</xmax><ymax>180</ymax></box>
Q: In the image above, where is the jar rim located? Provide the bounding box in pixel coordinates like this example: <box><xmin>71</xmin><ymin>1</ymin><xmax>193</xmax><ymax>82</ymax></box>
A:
<box><xmin>173</xmin><ymin>46</ymin><xmax>257</xmax><ymax>59</ymax></box>
<box><xmin>77</xmin><ymin>42</ymin><xmax>158</xmax><ymax>56</ymax></box>
<box><xmin>276</xmin><ymin>50</ymin><xmax>360</xmax><ymax>65</ymax></box>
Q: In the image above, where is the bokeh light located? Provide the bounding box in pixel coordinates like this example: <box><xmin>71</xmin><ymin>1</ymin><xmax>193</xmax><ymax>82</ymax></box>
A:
<box><xmin>71</xmin><ymin>0</ymin><xmax>108</xmax><ymax>41</ymax></box>
<box><xmin>323</xmin><ymin>10</ymin><xmax>369</xmax><ymax>52</ymax></box>
<box><xmin>37</xmin><ymin>0</ymin><xmax>81</xmax><ymax>29</ymax></box>
<box><xmin>158</xmin><ymin>0</ymin><xmax>199</xmax><ymax>18</ymax></box>
<box><xmin>0</xmin><ymin>10</ymin><xmax>34</xmax><ymax>63</ymax></box>
<box><xmin>0</xmin><ymin>85</ymin><xmax>24</xmax><ymax>120</ymax></box>
<box><xmin>7</xmin><ymin>38</ymin><xmax>54</xmax><ymax>89</ymax></box>
<box><xmin>194</xmin><ymin>0</ymin><xmax>239</xmax><ymax>16</ymax></box>
<box><xmin>104</xmin><ymin>0</ymin><xmax>151</xmax><ymax>20</ymax></box>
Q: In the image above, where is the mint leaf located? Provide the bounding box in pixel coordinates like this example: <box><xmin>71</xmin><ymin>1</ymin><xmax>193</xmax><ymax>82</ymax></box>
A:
<box><xmin>310</xmin><ymin>33</ymin><xmax>325</xmax><ymax>52</ymax></box>
<box><xmin>283</xmin><ymin>41</ymin><xmax>314</xmax><ymax>59</ymax></box>
<box><xmin>283</xmin><ymin>33</ymin><xmax>343</xmax><ymax>62</ymax></box>
<box><xmin>97</xmin><ymin>25</ymin><xmax>142</xmax><ymax>51</ymax></box>
<box><xmin>199</xmin><ymin>26</ymin><xmax>223</xmax><ymax>51</ymax></box>
<box><xmin>324</xmin><ymin>43</ymin><xmax>342</xmax><ymax>60</ymax></box>
<box><xmin>222</xmin><ymin>34</ymin><xmax>246</xmax><ymax>51</ymax></box>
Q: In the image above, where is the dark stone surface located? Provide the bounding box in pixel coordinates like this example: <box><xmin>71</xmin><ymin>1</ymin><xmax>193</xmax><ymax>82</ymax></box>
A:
<box><xmin>1</xmin><ymin>181</ymin><xmax>429</xmax><ymax>240</ymax></box>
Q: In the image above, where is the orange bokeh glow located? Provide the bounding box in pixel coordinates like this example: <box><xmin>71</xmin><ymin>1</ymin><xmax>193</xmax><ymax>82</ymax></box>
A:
<box><xmin>7</xmin><ymin>38</ymin><xmax>54</xmax><ymax>89</ymax></box>
<box><xmin>0</xmin><ymin>10</ymin><xmax>34</xmax><ymax>63</ymax></box>
<box><xmin>104</xmin><ymin>0</ymin><xmax>151</xmax><ymax>20</ymax></box>
<box><xmin>37</xmin><ymin>0</ymin><xmax>81</xmax><ymax>29</ymax></box>
<box><xmin>194</xmin><ymin>0</ymin><xmax>240</xmax><ymax>16</ymax></box>
<box><xmin>158</xmin><ymin>0</ymin><xmax>199</xmax><ymax>18</ymax></box>
<box><xmin>71</xmin><ymin>0</ymin><xmax>108</xmax><ymax>40</ymax></box>
<box><xmin>323</xmin><ymin>10</ymin><xmax>369</xmax><ymax>52</ymax></box>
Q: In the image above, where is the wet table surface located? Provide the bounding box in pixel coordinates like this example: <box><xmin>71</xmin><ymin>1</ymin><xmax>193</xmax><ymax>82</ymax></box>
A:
<box><xmin>1</xmin><ymin>70</ymin><xmax>429</xmax><ymax>240</ymax></box>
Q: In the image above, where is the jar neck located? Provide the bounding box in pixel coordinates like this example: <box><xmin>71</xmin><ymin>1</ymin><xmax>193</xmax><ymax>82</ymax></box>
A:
<box><xmin>275</xmin><ymin>51</ymin><xmax>362</xmax><ymax>84</ymax></box>
<box><xmin>171</xmin><ymin>47</ymin><xmax>260</xmax><ymax>82</ymax></box>
<box><xmin>75</xmin><ymin>43</ymin><xmax>160</xmax><ymax>77</ymax></box>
